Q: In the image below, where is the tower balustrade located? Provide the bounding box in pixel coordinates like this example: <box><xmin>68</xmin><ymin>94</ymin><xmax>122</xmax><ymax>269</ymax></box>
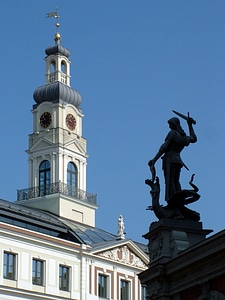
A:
<box><xmin>17</xmin><ymin>181</ymin><xmax>97</xmax><ymax>205</ymax></box>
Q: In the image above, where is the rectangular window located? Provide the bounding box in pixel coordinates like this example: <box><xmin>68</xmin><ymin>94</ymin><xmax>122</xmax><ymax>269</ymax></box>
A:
<box><xmin>141</xmin><ymin>285</ymin><xmax>147</xmax><ymax>300</ymax></box>
<box><xmin>3</xmin><ymin>252</ymin><xmax>16</xmax><ymax>280</ymax></box>
<box><xmin>32</xmin><ymin>259</ymin><xmax>44</xmax><ymax>285</ymax></box>
<box><xmin>59</xmin><ymin>265</ymin><xmax>70</xmax><ymax>291</ymax></box>
<box><xmin>120</xmin><ymin>280</ymin><xmax>130</xmax><ymax>300</ymax></box>
<box><xmin>98</xmin><ymin>274</ymin><xmax>108</xmax><ymax>298</ymax></box>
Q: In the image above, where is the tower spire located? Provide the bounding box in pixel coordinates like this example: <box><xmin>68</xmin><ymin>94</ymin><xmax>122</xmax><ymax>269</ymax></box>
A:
<box><xmin>18</xmin><ymin>12</ymin><xmax>97</xmax><ymax>227</ymax></box>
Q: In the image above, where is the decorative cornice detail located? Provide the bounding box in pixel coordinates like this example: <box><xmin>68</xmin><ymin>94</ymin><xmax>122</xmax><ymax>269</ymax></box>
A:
<box><xmin>98</xmin><ymin>245</ymin><xmax>147</xmax><ymax>269</ymax></box>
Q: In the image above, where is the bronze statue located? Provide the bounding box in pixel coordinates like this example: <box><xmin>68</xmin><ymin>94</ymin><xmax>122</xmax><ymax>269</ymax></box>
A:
<box><xmin>148</xmin><ymin>111</ymin><xmax>197</xmax><ymax>202</ymax></box>
<box><xmin>146</xmin><ymin>111</ymin><xmax>200</xmax><ymax>221</ymax></box>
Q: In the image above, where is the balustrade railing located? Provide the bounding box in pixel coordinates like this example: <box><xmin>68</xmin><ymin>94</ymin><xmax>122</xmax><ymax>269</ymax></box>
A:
<box><xmin>48</xmin><ymin>72</ymin><xmax>67</xmax><ymax>84</ymax></box>
<box><xmin>17</xmin><ymin>182</ymin><xmax>97</xmax><ymax>205</ymax></box>
<box><xmin>49</xmin><ymin>72</ymin><xmax>56</xmax><ymax>83</ymax></box>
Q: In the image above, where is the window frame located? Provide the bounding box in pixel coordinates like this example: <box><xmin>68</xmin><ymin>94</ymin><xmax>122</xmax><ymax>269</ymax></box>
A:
<box><xmin>3</xmin><ymin>252</ymin><xmax>16</xmax><ymax>280</ymax></box>
<box><xmin>59</xmin><ymin>264</ymin><xmax>70</xmax><ymax>291</ymax></box>
<box><xmin>141</xmin><ymin>285</ymin><xmax>147</xmax><ymax>300</ymax></box>
<box><xmin>120</xmin><ymin>279</ymin><xmax>130</xmax><ymax>300</ymax></box>
<box><xmin>32</xmin><ymin>258</ymin><xmax>44</xmax><ymax>286</ymax></box>
<box><xmin>67</xmin><ymin>162</ymin><xmax>77</xmax><ymax>197</ymax></box>
<box><xmin>98</xmin><ymin>273</ymin><xmax>109</xmax><ymax>298</ymax></box>
<box><xmin>39</xmin><ymin>160</ymin><xmax>51</xmax><ymax>196</ymax></box>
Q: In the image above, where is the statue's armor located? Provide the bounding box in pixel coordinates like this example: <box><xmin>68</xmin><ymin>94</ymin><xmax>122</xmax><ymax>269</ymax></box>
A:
<box><xmin>160</xmin><ymin>130</ymin><xmax>190</xmax><ymax>168</ymax></box>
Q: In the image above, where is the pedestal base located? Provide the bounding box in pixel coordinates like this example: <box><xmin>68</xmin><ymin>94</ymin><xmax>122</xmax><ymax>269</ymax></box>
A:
<box><xmin>139</xmin><ymin>219</ymin><xmax>213</xmax><ymax>299</ymax></box>
<box><xmin>144</xmin><ymin>219</ymin><xmax>212</xmax><ymax>263</ymax></box>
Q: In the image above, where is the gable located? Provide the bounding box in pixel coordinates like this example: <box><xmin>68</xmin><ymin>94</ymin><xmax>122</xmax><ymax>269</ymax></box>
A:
<box><xmin>28</xmin><ymin>137</ymin><xmax>54</xmax><ymax>152</ymax></box>
<box><xmin>94</xmin><ymin>244</ymin><xmax>148</xmax><ymax>269</ymax></box>
<box><xmin>65</xmin><ymin>139</ymin><xmax>87</xmax><ymax>156</ymax></box>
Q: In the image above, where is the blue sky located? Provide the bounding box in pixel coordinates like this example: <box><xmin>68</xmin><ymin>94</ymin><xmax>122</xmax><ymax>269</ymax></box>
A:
<box><xmin>0</xmin><ymin>1</ymin><xmax>225</xmax><ymax>243</ymax></box>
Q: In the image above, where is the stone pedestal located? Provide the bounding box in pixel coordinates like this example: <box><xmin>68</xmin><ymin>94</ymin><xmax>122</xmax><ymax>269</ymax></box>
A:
<box><xmin>139</xmin><ymin>219</ymin><xmax>212</xmax><ymax>299</ymax></box>
<box><xmin>144</xmin><ymin>219</ymin><xmax>212</xmax><ymax>264</ymax></box>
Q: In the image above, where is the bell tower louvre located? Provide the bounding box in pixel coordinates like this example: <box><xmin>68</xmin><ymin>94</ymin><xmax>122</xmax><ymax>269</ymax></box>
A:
<box><xmin>17</xmin><ymin>21</ymin><xmax>97</xmax><ymax>227</ymax></box>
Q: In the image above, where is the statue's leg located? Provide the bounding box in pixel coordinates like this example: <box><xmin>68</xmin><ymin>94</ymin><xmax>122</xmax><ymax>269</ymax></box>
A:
<box><xmin>167</xmin><ymin>164</ymin><xmax>177</xmax><ymax>199</ymax></box>
<box><xmin>174</xmin><ymin>164</ymin><xmax>182</xmax><ymax>192</ymax></box>
<box><xmin>163</xmin><ymin>169</ymin><xmax>169</xmax><ymax>202</ymax></box>
<box><xmin>163</xmin><ymin>157</ymin><xmax>172</xmax><ymax>202</ymax></box>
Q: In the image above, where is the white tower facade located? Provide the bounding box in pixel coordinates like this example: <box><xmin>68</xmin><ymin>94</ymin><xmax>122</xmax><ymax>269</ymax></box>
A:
<box><xmin>17</xmin><ymin>31</ymin><xmax>97</xmax><ymax>226</ymax></box>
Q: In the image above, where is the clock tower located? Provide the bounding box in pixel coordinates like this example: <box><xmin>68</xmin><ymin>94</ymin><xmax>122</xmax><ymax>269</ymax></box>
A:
<box><xmin>17</xmin><ymin>27</ymin><xmax>97</xmax><ymax>226</ymax></box>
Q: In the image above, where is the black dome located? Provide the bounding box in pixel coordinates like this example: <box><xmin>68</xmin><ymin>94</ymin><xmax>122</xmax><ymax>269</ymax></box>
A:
<box><xmin>45</xmin><ymin>44</ymin><xmax>70</xmax><ymax>57</ymax></box>
<box><xmin>33</xmin><ymin>81</ymin><xmax>82</xmax><ymax>107</ymax></box>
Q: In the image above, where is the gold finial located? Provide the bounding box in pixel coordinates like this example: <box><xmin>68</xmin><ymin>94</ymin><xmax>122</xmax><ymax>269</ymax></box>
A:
<box><xmin>54</xmin><ymin>32</ymin><xmax>61</xmax><ymax>43</ymax></box>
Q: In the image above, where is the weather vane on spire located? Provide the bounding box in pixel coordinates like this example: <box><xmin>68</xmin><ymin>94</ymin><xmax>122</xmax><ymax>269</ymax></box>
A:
<box><xmin>46</xmin><ymin>8</ymin><xmax>61</xmax><ymax>44</ymax></box>
<box><xmin>46</xmin><ymin>7</ymin><xmax>60</xmax><ymax>19</ymax></box>
<box><xmin>46</xmin><ymin>8</ymin><xmax>60</xmax><ymax>29</ymax></box>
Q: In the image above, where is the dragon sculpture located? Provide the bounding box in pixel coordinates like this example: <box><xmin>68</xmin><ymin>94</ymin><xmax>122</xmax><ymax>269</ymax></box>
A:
<box><xmin>145</xmin><ymin>174</ymin><xmax>200</xmax><ymax>221</ymax></box>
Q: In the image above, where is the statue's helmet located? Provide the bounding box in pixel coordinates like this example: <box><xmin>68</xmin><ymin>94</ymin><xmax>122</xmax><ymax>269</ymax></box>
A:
<box><xmin>168</xmin><ymin>117</ymin><xmax>180</xmax><ymax>127</ymax></box>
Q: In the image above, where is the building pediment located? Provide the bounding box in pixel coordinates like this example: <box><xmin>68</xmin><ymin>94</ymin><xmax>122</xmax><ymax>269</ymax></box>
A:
<box><xmin>91</xmin><ymin>240</ymin><xmax>148</xmax><ymax>269</ymax></box>
<box><xmin>65</xmin><ymin>139</ymin><xmax>87</xmax><ymax>156</ymax></box>
<box><xmin>28</xmin><ymin>137</ymin><xmax>54</xmax><ymax>152</ymax></box>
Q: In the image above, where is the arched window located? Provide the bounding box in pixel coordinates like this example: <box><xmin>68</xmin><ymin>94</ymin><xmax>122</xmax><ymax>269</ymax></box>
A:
<box><xmin>39</xmin><ymin>160</ymin><xmax>51</xmax><ymax>196</ymax></box>
<box><xmin>61</xmin><ymin>61</ymin><xmax>66</xmax><ymax>73</ymax></box>
<box><xmin>67</xmin><ymin>162</ymin><xmax>77</xmax><ymax>197</ymax></box>
<box><xmin>49</xmin><ymin>61</ymin><xmax>56</xmax><ymax>83</ymax></box>
<box><xmin>50</xmin><ymin>61</ymin><xmax>56</xmax><ymax>73</ymax></box>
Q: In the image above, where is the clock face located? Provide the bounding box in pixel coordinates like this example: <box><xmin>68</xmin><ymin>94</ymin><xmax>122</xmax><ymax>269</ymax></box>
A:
<box><xmin>40</xmin><ymin>112</ymin><xmax>52</xmax><ymax>128</ymax></box>
<box><xmin>66</xmin><ymin>114</ymin><xmax>76</xmax><ymax>131</ymax></box>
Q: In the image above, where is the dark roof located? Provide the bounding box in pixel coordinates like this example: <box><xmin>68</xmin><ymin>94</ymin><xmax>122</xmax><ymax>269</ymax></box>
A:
<box><xmin>0</xmin><ymin>198</ymin><xmax>117</xmax><ymax>246</ymax></box>
<box><xmin>0</xmin><ymin>198</ymin><xmax>148</xmax><ymax>254</ymax></box>
<box><xmin>33</xmin><ymin>81</ymin><xmax>82</xmax><ymax>108</ymax></box>
<box><xmin>45</xmin><ymin>44</ymin><xmax>70</xmax><ymax>57</ymax></box>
